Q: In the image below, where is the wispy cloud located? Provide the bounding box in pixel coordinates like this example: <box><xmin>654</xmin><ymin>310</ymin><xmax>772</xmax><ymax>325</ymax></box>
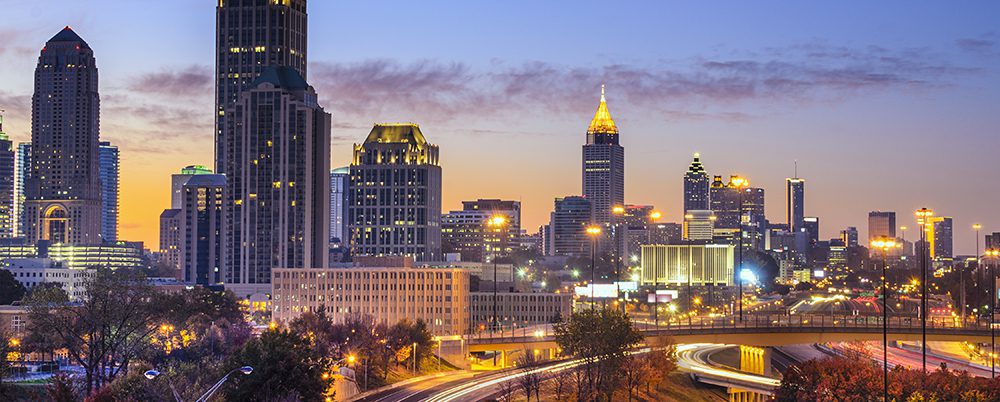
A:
<box><xmin>126</xmin><ymin>65</ymin><xmax>213</xmax><ymax>97</ymax></box>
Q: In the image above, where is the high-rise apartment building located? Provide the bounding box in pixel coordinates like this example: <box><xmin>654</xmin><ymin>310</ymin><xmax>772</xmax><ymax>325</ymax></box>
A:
<box><xmin>24</xmin><ymin>28</ymin><xmax>103</xmax><ymax>245</ymax></box>
<box><xmin>684</xmin><ymin>153</ymin><xmax>710</xmax><ymax>213</ymax></box>
<box><xmin>348</xmin><ymin>123</ymin><xmax>441</xmax><ymax>261</ymax></box>
<box><xmin>159</xmin><ymin>209</ymin><xmax>182</xmax><ymax>274</ymax></box>
<box><xmin>0</xmin><ymin>116</ymin><xmax>14</xmax><ymax>238</ymax></box>
<box><xmin>224</xmin><ymin>67</ymin><xmax>330</xmax><ymax>291</ymax></box>
<box><xmin>582</xmin><ymin>85</ymin><xmax>624</xmax><ymax>226</ymax></box>
<box><xmin>179</xmin><ymin>174</ymin><xmax>227</xmax><ymax>285</ymax></box>
<box><xmin>99</xmin><ymin>141</ymin><xmax>118</xmax><ymax>241</ymax></box>
<box><xmin>14</xmin><ymin>143</ymin><xmax>30</xmax><ymax>237</ymax></box>
<box><xmin>215</xmin><ymin>0</ymin><xmax>308</xmax><ymax>174</ymax></box>
<box><xmin>547</xmin><ymin>196</ymin><xmax>592</xmax><ymax>257</ymax></box>
<box><xmin>928</xmin><ymin>216</ymin><xmax>953</xmax><ymax>260</ymax></box>
<box><xmin>329</xmin><ymin>167</ymin><xmax>348</xmax><ymax>242</ymax></box>
<box><xmin>785</xmin><ymin>177</ymin><xmax>804</xmax><ymax>234</ymax></box>
<box><xmin>867</xmin><ymin>211</ymin><xmax>896</xmax><ymax>243</ymax></box>
<box><xmin>171</xmin><ymin>165</ymin><xmax>212</xmax><ymax>209</ymax></box>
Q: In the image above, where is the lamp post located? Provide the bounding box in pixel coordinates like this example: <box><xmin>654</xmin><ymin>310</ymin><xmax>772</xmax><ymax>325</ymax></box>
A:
<box><xmin>146</xmin><ymin>366</ymin><xmax>253</xmax><ymax>402</ymax></box>
<box><xmin>650</xmin><ymin>211</ymin><xmax>661</xmax><ymax>325</ymax></box>
<box><xmin>872</xmin><ymin>236</ymin><xmax>897</xmax><ymax>402</ymax></box>
<box><xmin>732</xmin><ymin>176</ymin><xmax>748</xmax><ymax>322</ymax></box>
<box><xmin>488</xmin><ymin>215</ymin><xmax>507</xmax><ymax>335</ymax></box>
<box><xmin>915</xmin><ymin>207</ymin><xmax>933</xmax><ymax>375</ymax></box>
<box><xmin>970</xmin><ymin>224</ymin><xmax>981</xmax><ymax>323</ymax></box>
<box><xmin>986</xmin><ymin>248</ymin><xmax>999</xmax><ymax>378</ymax></box>
<box><xmin>613</xmin><ymin>205</ymin><xmax>626</xmax><ymax>314</ymax></box>
<box><xmin>586</xmin><ymin>225</ymin><xmax>603</xmax><ymax>310</ymax></box>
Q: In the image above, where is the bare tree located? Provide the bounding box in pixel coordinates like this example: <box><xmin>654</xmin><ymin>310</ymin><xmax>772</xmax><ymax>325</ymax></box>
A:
<box><xmin>549</xmin><ymin>366</ymin><xmax>572</xmax><ymax>401</ymax></box>
<box><xmin>496</xmin><ymin>378</ymin><xmax>518</xmax><ymax>402</ymax></box>
<box><xmin>515</xmin><ymin>351</ymin><xmax>543</xmax><ymax>401</ymax></box>
<box><xmin>619</xmin><ymin>354</ymin><xmax>652</xmax><ymax>402</ymax></box>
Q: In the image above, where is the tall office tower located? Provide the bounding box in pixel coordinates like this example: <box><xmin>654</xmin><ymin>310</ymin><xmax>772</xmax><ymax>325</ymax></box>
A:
<box><xmin>709</xmin><ymin>175</ymin><xmax>765</xmax><ymax>230</ymax></box>
<box><xmin>621</xmin><ymin>204</ymin><xmax>653</xmax><ymax>259</ymax></box>
<box><xmin>215</xmin><ymin>0</ymin><xmax>308</xmax><ymax>174</ymax></box>
<box><xmin>547</xmin><ymin>196</ymin><xmax>592</xmax><ymax>257</ymax></box>
<box><xmin>348</xmin><ymin>123</ymin><xmax>441</xmax><ymax>261</ymax></box>
<box><xmin>683</xmin><ymin>153</ymin><xmax>710</xmax><ymax>213</ymax></box>
<box><xmin>98</xmin><ymin>141</ymin><xmax>118</xmax><ymax>241</ymax></box>
<box><xmin>171</xmin><ymin>165</ymin><xmax>212</xmax><ymax>209</ymax></box>
<box><xmin>986</xmin><ymin>232</ymin><xmax>1000</xmax><ymax>250</ymax></box>
<box><xmin>159</xmin><ymin>209</ymin><xmax>182</xmax><ymax>275</ymax></box>
<box><xmin>224</xmin><ymin>67</ymin><xmax>330</xmax><ymax>290</ymax></box>
<box><xmin>14</xmin><ymin>143</ymin><xmax>30</xmax><ymax>237</ymax></box>
<box><xmin>179</xmin><ymin>174</ymin><xmax>227</xmax><ymax>285</ymax></box>
<box><xmin>840</xmin><ymin>227</ymin><xmax>859</xmax><ymax>247</ymax></box>
<box><xmin>785</xmin><ymin>177</ymin><xmax>804</xmax><ymax>233</ymax></box>
<box><xmin>441</xmin><ymin>199</ymin><xmax>520</xmax><ymax>262</ymax></box>
<box><xmin>867</xmin><ymin>211</ymin><xmax>896</xmax><ymax>243</ymax></box>
<box><xmin>803</xmin><ymin>216</ymin><xmax>820</xmax><ymax>245</ymax></box>
<box><xmin>928</xmin><ymin>216</ymin><xmax>953</xmax><ymax>260</ymax></box>
<box><xmin>0</xmin><ymin>115</ymin><xmax>14</xmax><ymax>238</ymax></box>
<box><xmin>582</xmin><ymin>85</ymin><xmax>624</xmax><ymax>226</ymax></box>
<box><xmin>683</xmin><ymin>210</ymin><xmax>716</xmax><ymax>241</ymax></box>
<box><xmin>329</xmin><ymin>167</ymin><xmax>348</xmax><ymax>242</ymax></box>
<box><xmin>24</xmin><ymin>28</ymin><xmax>102</xmax><ymax>245</ymax></box>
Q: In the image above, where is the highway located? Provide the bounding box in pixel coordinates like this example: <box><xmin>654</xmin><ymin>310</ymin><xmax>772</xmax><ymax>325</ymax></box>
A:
<box><xmin>675</xmin><ymin>343</ymin><xmax>779</xmax><ymax>394</ymax></box>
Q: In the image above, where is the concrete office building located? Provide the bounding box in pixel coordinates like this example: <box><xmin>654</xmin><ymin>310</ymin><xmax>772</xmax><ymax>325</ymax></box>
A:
<box><xmin>470</xmin><ymin>292</ymin><xmax>573</xmax><ymax>330</ymax></box>
<box><xmin>271</xmin><ymin>266</ymin><xmax>471</xmax><ymax>335</ymax></box>
<box><xmin>24</xmin><ymin>28</ymin><xmax>103</xmax><ymax>245</ymax></box>
<box><xmin>0</xmin><ymin>239</ymin><xmax>144</xmax><ymax>270</ymax></box>
<box><xmin>546</xmin><ymin>196</ymin><xmax>592</xmax><ymax>257</ymax></box>
<box><xmin>640</xmin><ymin>243</ymin><xmax>735</xmax><ymax>287</ymax></box>
<box><xmin>159</xmin><ymin>209</ymin><xmax>182</xmax><ymax>274</ymax></box>
<box><xmin>442</xmin><ymin>200</ymin><xmax>521</xmax><ymax>263</ymax></box>
<box><xmin>3</xmin><ymin>258</ymin><xmax>94</xmax><ymax>301</ymax></box>
<box><xmin>348</xmin><ymin>124</ymin><xmax>441</xmax><ymax>261</ymax></box>
<box><xmin>684</xmin><ymin>210</ymin><xmax>716</xmax><ymax>241</ymax></box>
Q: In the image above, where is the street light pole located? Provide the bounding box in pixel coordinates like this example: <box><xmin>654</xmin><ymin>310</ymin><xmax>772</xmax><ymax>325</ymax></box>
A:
<box><xmin>587</xmin><ymin>225</ymin><xmax>602</xmax><ymax>310</ymax></box>
<box><xmin>613</xmin><ymin>206</ymin><xmax>625</xmax><ymax>314</ymax></box>
<box><xmin>732</xmin><ymin>177</ymin><xmax>747</xmax><ymax>322</ymax></box>
<box><xmin>872</xmin><ymin>236</ymin><xmax>895</xmax><ymax>402</ymax></box>
<box><xmin>916</xmin><ymin>207</ymin><xmax>933</xmax><ymax>376</ymax></box>
<box><xmin>970</xmin><ymin>224</ymin><xmax>980</xmax><ymax>324</ymax></box>
<box><xmin>987</xmin><ymin>248</ymin><xmax>999</xmax><ymax>379</ymax></box>
<box><xmin>488</xmin><ymin>216</ymin><xmax>507</xmax><ymax>335</ymax></box>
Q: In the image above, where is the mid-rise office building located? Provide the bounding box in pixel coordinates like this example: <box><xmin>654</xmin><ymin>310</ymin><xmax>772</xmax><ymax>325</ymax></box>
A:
<box><xmin>683</xmin><ymin>153</ymin><xmax>710</xmax><ymax>213</ymax></box>
<box><xmin>471</xmin><ymin>291</ymin><xmax>573</xmax><ymax>330</ymax></box>
<box><xmin>868</xmin><ymin>211</ymin><xmax>896</xmax><ymax>244</ymax></box>
<box><xmin>928</xmin><ymin>216</ymin><xmax>953</xmax><ymax>260</ymax></box>
<box><xmin>99</xmin><ymin>141</ymin><xmax>118</xmax><ymax>241</ymax></box>
<box><xmin>582</xmin><ymin>85</ymin><xmax>624</xmax><ymax>226</ymax></box>
<box><xmin>271</xmin><ymin>266</ymin><xmax>470</xmax><ymax>335</ymax></box>
<box><xmin>178</xmin><ymin>175</ymin><xmax>227</xmax><ymax>285</ymax></box>
<box><xmin>0</xmin><ymin>117</ymin><xmax>13</xmax><ymax>238</ymax></box>
<box><xmin>683</xmin><ymin>210</ymin><xmax>716</xmax><ymax>241</ymax></box>
<box><xmin>710</xmin><ymin>175</ymin><xmax>765</xmax><ymax>247</ymax></box>
<box><xmin>442</xmin><ymin>199</ymin><xmax>521</xmax><ymax>263</ymax></box>
<box><xmin>0</xmin><ymin>239</ymin><xmax>144</xmax><ymax>270</ymax></box>
<box><xmin>24</xmin><ymin>28</ymin><xmax>103</xmax><ymax>245</ymax></box>
<box><xmin>159</xmin><ymin>209</ymin><xmax>182</xmax><ymax>274</ymax></box>
<box><xmin>215</xmin><ymin>0</ymin><xmax>308</xmax><ymax>173</ymax></box>
<box><xmin>621</xmin><ymin>205</ymin><xmax>653</xmax><ymax>260</ymax></box>
<box><xmin>171</xmin><ymin>165</ymin><xmax>212</xmax><ymax>209</ymax></box>
<box><xmin>803</xmin><ymin>217</ymin><xmax>820</xmax><ymax>245</ymax></box>
<box><xmin>640</xmin><ymin>243</ymin><xmax>735</xmax><ymax>287</ymax></box>
<box><xmin>14</xmin><ymin>143</ymin><xmax>30</xmax><ymax>237</ymax></box>
<box><xmin>785</xmin><ymin>177</ymin><xmax>804</xmax><ymax>234</ymax></box>
<box><xmin>329</xmin><ymin>166</ymin><xmax>348</xmax><ymax>242</ymax></box>
<box><xmin>224</xmin><ymin>67</ymin><xmax>331</xmax><ymax>292</ymax></box>
<box><xmin>840</xmin><ymin>227</ymin><xmax>859</xmax><ymax>247</ymax></box>
<box><xmin>348</xmin><ymin>124</ymin><xmax>441</xmax><ymax>261</ymax></box>
<box><xmin>2</xmin><ymin>258</ymin><xmax>94</xmax><ymax>301</ymax></box>
<box><xmin>649</xmin><ymin>222</ymin><xmax>683</xmax><ymax>245</ymax></box>
<box><xmin>546</xmin><ymin>196</ymin><xmax>592</xmax><ymax>257</ymax></box>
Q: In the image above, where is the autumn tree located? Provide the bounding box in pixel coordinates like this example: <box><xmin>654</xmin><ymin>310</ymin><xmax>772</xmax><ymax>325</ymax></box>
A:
<box><xmin>515</xmin><ymin>351</ymin><xmax>543</xmax><ymax>401</ymax></box>
<box><xmin>619</xmin><ymin>354</ymin><xmax>652</xmax><ymax>402</ymax></box>
<box><xmin>554</xmin><ymin>308</ymin><xmax>643</xmax><ymax>401</ymax></box>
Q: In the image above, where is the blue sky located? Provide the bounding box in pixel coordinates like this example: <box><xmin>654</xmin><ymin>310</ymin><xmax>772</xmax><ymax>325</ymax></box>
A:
<box><xmin>0</xmin><ymin>1</ymin><xmax>997</xmax><ymax>252</ymax></box>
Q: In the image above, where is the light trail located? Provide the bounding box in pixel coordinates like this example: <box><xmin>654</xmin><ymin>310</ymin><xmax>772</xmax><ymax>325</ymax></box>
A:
<box><xmin>675</xmin><ymin>344</ymin><xmax>780</xmax><ymax>388</ymax></box>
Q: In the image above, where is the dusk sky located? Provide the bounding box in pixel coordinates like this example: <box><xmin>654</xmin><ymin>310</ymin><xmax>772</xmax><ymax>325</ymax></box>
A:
<box><xmin>0</xmin><ymin>1</ymin><xmax>998</xmax><ymax>253</ymax></box>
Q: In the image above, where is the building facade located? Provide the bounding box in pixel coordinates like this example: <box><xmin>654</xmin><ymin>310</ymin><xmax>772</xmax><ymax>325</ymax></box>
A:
<box><xmin>14</xmin><ymin>143</ymin><xmax>30</xmax><ymax>238</ymax></box>
<box><xmin>99</xmin><ymin>141</ymin><xmax>118</xmax><ymax>241</ymax></box>
<box><xmin>271</xmin><ymin>267</ymin><xmax>470</xmax><ymax>335</ymax></box>
<box><xmin>329</xmin><ymin>166</ymin><xmax>348</xmax><ymax>242</ymax></box>
<box><xmin>0</xmin><ymin>117</ymin><xmax>13</xmax><ymax>238</ymax></box>
<box><xmin>582</xmin><ymin>85</ymin><xmax>624</xmax><ymax>226</ymax></box>
<box><xmin>868</xmin><ymin>211</ymin><xmax>896</xmax><ymax>244</ymax></box>
<box><xmin>470</xmin><ymin>291</ymin><xmax>573</xmax><ymax>331</ymax></box>
<box><xmin>442</xmin><ymin>200</ymin><xmax>520</xmax><ymax>263</ymax></box>
<box><xmin>171</xmin><ymin>165</ymin><xmax>212</xmax><ymax>209</ymax></box>
<box><xmin>215</xmin><ymin>0</ymin><xmax>308</xmax><ymax>174</ymax></box>
<box><xmin>180</xmin><ymin>175</ymin><xmax>227</xmax><ymax>285</ymax></box>
<box><xmin>0</xmin><ymin>240</ymin><xmax>144</xmax><ymax>270</ymax></box>
<box><xmin>640</xmin><ymin>243</ymin><xmax>735</xmax><ymax>287</ymax></box>
<box><xmin>684</xmin><ymin>210</ymin><xmax>716</xmax><ymax>241</ymax></box>
<box><xmin>929</xmin><ymin>216</ymin><xmax>953</xmax><ymax>260</ymax></box>
<box><xmin>348</xmin><ymin>124</ymin><xmax>442</xmax><ymax>261</ymax></box>
<box><xmin>547</xmin><ymin>196</ymin><xmax>592</xmax><ymax>257</ymax></box>
<box><xmin>224</xmin><ymin>67</ymin><xmax>330</xmax><ymax>290</ymax></box>
<box><xmin>683</xmin><ymin>153</ymin><xmax>710</xmax><ymax>213</ymax></box>
<box><xmin>24</xmin><ymin>28</ymin><xmax>103</xmax><ymax>245</ymax></box>
<box><xmin>3</xmin><ymin>258</ymin><xmax>94</xmax><ymax>301</ymax></box>
<box><xmin>785</xmin><ymin>177</ymin><xmax>804</xmax><ymax>234</ymax></box>
<box><xmin>159</xmin><ymin>209</ymin><xmax>182</xmax><ymax>274</ymax></box>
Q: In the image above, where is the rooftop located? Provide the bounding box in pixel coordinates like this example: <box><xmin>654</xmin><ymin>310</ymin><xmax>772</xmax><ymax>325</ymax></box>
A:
<box><xmin>251</xmin><ymin>66</ymin><xmax>310</xmax><ymax>90</ymax></box>
<box><xmin>47</xmin><ymin>26</ymin><xmax>90</xmax><ymax>49</ymax></box>
<box><xmin>587</xmin><ymin>85</ymin><xmax>618</xmax><ymax>134</ymax></box>
<box><xmin>363</xmin><ymin>123</ymin><xmax>428</xmax><ymax>145</ymax></box>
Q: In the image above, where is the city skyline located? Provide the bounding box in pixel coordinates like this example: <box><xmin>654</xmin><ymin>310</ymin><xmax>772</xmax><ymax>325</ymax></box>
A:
<box><xmin>0</xmin><ymin>2</ymin><xmax>997</xmax><ymax>252</ymax></box>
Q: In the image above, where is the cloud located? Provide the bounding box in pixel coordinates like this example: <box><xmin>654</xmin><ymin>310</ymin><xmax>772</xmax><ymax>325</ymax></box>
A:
<box><xmin>956</xmin><ymin>33</ymin><xmax>997</xmax><ymax>56</ymax></box>
<box><xmin>0</xmin><ymin>29</ymin><xmax>35</xmax><ymax>58</ymax></box>
<box><xmin>127</xmin><ymin>65</ymin><xmax>212</xmax><ymax>97</ymax></box>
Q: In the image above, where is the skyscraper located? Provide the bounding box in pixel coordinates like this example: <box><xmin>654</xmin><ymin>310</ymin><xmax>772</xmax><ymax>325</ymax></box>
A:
<box><xmin>683</xmin><ymin>153</ymin><xmax>710</xmax><ymax>213</ymax></box>
<box><xmin>785</xmin><ymin>177</ymin><xmax>804</xmax><ymax>234</ymax></box>
<box><xmin>224</xmin><ymin>66</ymin><xmax>330</xmax><ymax>292</ymax></box>
<box><xmin>547</xmin><ymin>196</ymin><xmax>592</xmax><ymax>257</ymax></box>
<box><xmin>14</xmin><ymin>143</ymin><xmax>30</xmax><ymax>237</ymax></box>
<box><xmin>24</xmin><ymin>27</ymin><xmax>102</xmax><ymax>245</ymax></box>
<box><xmin>215</xmin><ymin>0</ymin><xmax>308</xmax><ymax>174</ymax></box>
<box><xmin>348</xmin><ymin>124</ymin><xmax>441</xmax><ymax>261</ymax></box>
<box><xmin>582</xmin><ymin>85</ymin><xmax>624</xmax><ymax>226</ymax></box>
<box><xmin>329</xmin><ymin>167</ymin><xmax>348</xmax><ymax>242</ymax></box>
<box><xmin>0</xmin><ymin>115</ymin><xmax>13</xmax><ymax>238</ymax></box>
<box><xmin>99</xmin><ymin>141</ymin><xmax>119</xmax><ymax>241</ymax></box>
<box><xmin>803</xmin><ymin>216</ymin><xmax>820</xmax><ymax>245</ymax></box>
<box><xmin>441</xmin><ymin>200</ymin><xmax>521</xmax><ymax>262</ymax></box>
<box><xmin>867</xmin><ymin>211</ymin><xmax>896</xmax><ymax>243</ymax></box>
<box><xmin>710</xmin><ymin>176</ymin><xmax>765</xmax><ymax>231</ymax></box>
<box><xmin>928</xmin><ymin>216</ymin><xmax>953</xmax><ymax>260</ymax></box>
<box><xmin>179</xmin><ymin>174</ymin><xmax>227</xmax><ymax>286</ymax></box>
<box><xmin>171</xmin><ymin>165</ymin><xmax>212</xmax><ymax>209</ymax></box>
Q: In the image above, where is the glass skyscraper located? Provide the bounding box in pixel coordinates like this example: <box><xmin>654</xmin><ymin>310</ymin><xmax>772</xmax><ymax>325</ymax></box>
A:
<box><xmin>99</xmin><ymin>141</ymin><xmax>119</xmax><ymax>242</ymax></box>
<box><xmin>683</xmin><ymin>153</ymin><xmax>710</xmax><ymax>213</ymax></box>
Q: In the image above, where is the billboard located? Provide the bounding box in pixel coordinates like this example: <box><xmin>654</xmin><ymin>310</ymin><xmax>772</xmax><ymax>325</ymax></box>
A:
<box><xmin>647</xmin><ymin>289</ymin><xmax>679</xmax><ymax>303</ymax></box>
<box><xmin>575</xmin><ymin>284</ymin><xmax>619</xmax><ymax>299</ymax></box>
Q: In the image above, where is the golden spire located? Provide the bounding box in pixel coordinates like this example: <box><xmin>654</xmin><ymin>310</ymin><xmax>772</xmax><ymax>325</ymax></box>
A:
<box><xmin>587</xmin><ymin>84</ymin><xmax>618</xmax><ymax>134</ymax></box>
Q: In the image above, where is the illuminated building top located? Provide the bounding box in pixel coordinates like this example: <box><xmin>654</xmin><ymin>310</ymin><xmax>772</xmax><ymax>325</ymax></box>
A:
<box><xmin>587</xmin><ymin>84</ymin><xmax>619</xmax><ymax>135</ymax></box>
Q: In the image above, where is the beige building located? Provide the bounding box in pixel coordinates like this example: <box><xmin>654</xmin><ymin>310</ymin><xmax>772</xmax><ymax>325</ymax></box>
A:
<box><xmin>271</xmin><ymin>267</ymin><xmax>470</xmax><ymax>335</ymax></box>
<box><xmin>640</xmin><ymin>244</ymin><xmax>735</xmax><ymax>287</ymax></box>
<box><xmin>471</xmin><ymin>291</ymin><xmax>573</xmax><ymax>331</ymax></box>
<box><xmin>3</xmin><ymin>258</ymin><xmax>94</xmax><ymax>301</ymax></box>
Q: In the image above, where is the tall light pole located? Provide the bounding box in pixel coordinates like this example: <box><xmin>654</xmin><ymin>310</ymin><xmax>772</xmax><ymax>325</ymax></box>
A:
<box><xmin>586</xmin><ymin>225</ymin><xmax>603</xmax><ymax>310</ymax></box>
<box><xmin>650</xmin><ymin>210</ymin><xmax>662</xmax><ymax>324</ymax></box>
<box><xmin>613</xmin><ymin>205</ymin><xmax>626</xmax><ymax>314</ymax></box>
<box><xmin>987</xmin><ymin>248</ymin><xmax>999</xmax><ymax>378</ymax></box>
<box><xmin>732</xmin><ymin>176</ymin><xmax>748</xmax><ymax>321</ymax></box>
<box><xmin>872</xmin><ymin>236</ymin><xmax>897</xmax><ymax>402</ymax></box>
<box><xmin>971</xmin><ymin>223</ymin><xmax>981</xmax><ymax>323</ymax></box>
<box><xmin>915</xmin><ymin>207</ymin><xmax>933</xmax><ymax>375</ymax></box>
<box><xmin>487</xmin><ymin>215</ymin><xmax>507</xmax><ymax>334</ymax></box>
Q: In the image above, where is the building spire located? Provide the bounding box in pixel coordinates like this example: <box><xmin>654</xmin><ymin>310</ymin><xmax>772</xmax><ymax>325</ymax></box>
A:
<box><xmin>587</xmin><ymin>84</ymin><xmax>618</xmax><ymax>134</ymax></box>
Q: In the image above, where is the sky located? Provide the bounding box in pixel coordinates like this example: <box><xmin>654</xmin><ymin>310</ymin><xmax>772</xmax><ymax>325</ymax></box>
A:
<box><xmin>0</xmin><ymin>1</ymin><xmax>998</xmax><ymax>254</ymax></box>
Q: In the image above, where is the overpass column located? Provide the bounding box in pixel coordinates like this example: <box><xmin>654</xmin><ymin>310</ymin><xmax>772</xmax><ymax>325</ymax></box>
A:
<box><xmin>739</xmin><ymin>345</ymin><xmax>772</xmax><ymax>377</ymax></box>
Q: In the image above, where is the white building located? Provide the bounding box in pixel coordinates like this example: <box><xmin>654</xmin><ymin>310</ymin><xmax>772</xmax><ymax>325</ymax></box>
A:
<box><xmin>3</xmin><ymin>258</ymin><xmax>94</xmax><ymax>301</ymax></box>
<box><xmin>640</xmin><ymin>244</ymin><xmax>735</xmax><ymax>287</ymax></box>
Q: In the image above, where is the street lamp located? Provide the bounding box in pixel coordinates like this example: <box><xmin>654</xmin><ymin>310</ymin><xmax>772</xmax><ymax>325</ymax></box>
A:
<box><xmin>986</xmin><ymin>248</ymin><xmax>1000</xmax><ymax>378</ymax></box>
<box><xmin>731</xmin><ymin>176</ymin><xmax>748</xmax><ymax>322</ymax></box>
<box><xmin>872</xmin><ymin>236</ymin><xmax>897</xmax><ymax>402</ymax></box>
<box><xmin>487</xmin><ymin>215</ymin><xmax>507</xmax><ymax>335</ymax></box>
<box><xmin>613</xmin><ymin>205</ymin><xmax>626</xmax><ymax>313</ymax></box>
<box><xmin>586</xmin><ymin>225</ymin><xmax>603</xmax><ymax>310</ymax></box>
<box><xmin>969</xmin><ymin>223</ymin><xmax>981</xmax><ymax>322</ymax></box>
<box><xmin>146</xmin><ymin>366</ymin><xmax>253</xmax><ymax>402</ymax></box>
<box><xmin>915</xmin><ymin>207</ymin><xmax>933</xmax><ymax>375</ymax></box>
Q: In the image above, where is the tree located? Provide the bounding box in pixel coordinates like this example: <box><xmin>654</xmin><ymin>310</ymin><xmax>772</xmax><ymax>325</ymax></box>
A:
<box><xmin>46</xmin><ymin>373</ymin><xmax>78</xmax><ymax>402</ymax></box>
<box><xmin>619</xmin><ymin>354</ymin><xmax>651</xmax><ymax>402</ymax></box>
<box><xmin>222</xmin><ymin>328</ymin><xmax>333</xmax><ymax>401</ymax></box>
<box><xmin>0</xmin><ymin>329</ymin><xmax>15</xmax><ymax>397</ymax></box>
<box><xmin>0</xmin><ymin>269</ymin><xmax>26</xmax><ymax>305</ymax></box>
<box><xmin>515</xmin><ymin>351</ymin><xmax>542</xmax><ymax>401</ymax></box>
<box><xmin>554</xmin><ymin>308</ymin><xmax>643</xmax><ymax>401</ymax></box>
<box><xmin>26</xmin><ymin>268</ymin><xmax>161</xmax><ymax>395</ymax></box>
<box><xmin>548</xmin><ymin>365</ymin><xmax>572</xmax><ymax>401</ymax></box>
<box><xmin>643</xmin><ymin>344</ymin><xmax>676</xmax><ymax>394</ymax></box>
